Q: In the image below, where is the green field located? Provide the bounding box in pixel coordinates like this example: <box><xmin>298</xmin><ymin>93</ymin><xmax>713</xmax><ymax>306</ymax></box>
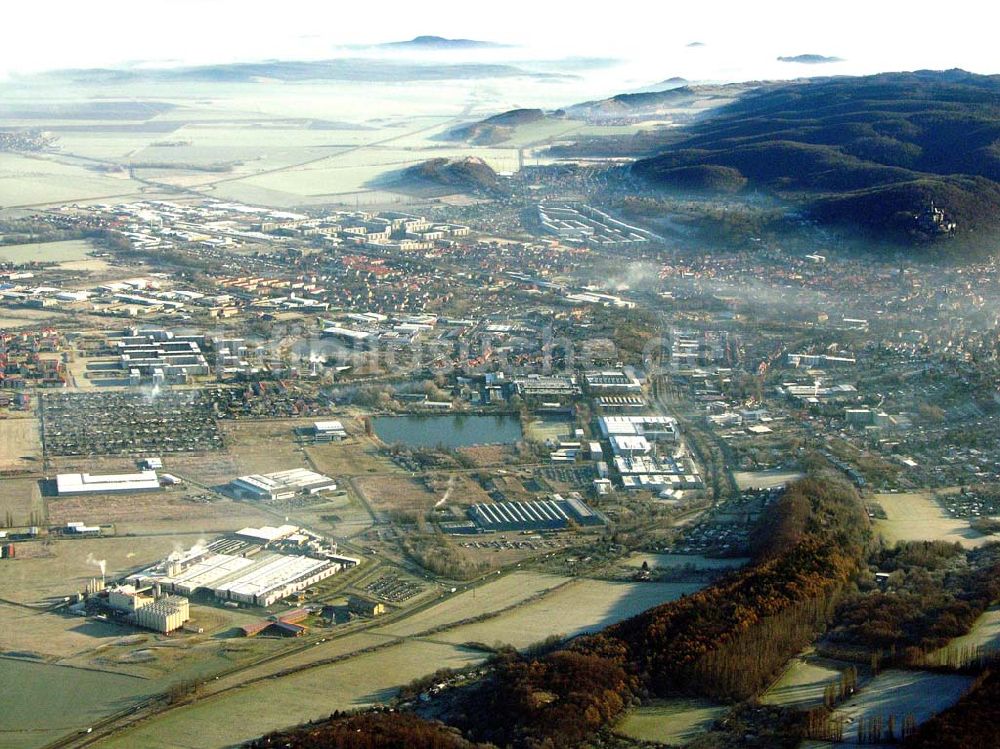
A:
<box><xmin>0</xmin><ymin>238</ymin><xmax>98</xmax><ymax>264</ymax></box>
<box><xmin>615</xmin><ymin>698</ymin><xmax>728</xmax><ymax>745</ymax></box>
<box><xmin>433</xmin><ymin>579</ymin><xmax>702</xmax><ymax>649</ymax></box>
<box><xmin>94</xmin><ymin>640</ymin><xmax>483</xmax><ymax>749</ymax></box>
<box><xmin>0</xmin><ymin>153</ymin><xmax>141</xmax><ymax>208</ymax></box>
<box><xmin>524</xmin><ymin>416</ymin><xmax>573</xmax><ymax>443</ymax></box>
<box><xmin>0</xmin><ymin>658</ymin><xmax>152</xmax><ymax>749</ymax></box>
<box><xmin>374</xmin><ymin>571</ymin><xmax>570</xmax><ymax>638</ymax></box>
<box><xmin>760</xmin><ymin>653</ymin><xmax>858</xmax><ymax>709</ymax></box>
<box><xmin>875</xmin><ymin>491</ymin><xmax>988</xmax><ymax>549</ymax></box>
<box><xmin>825</xmin><ymin>670</ymin><xmax>973</xmax><ymax>740</ymax></box>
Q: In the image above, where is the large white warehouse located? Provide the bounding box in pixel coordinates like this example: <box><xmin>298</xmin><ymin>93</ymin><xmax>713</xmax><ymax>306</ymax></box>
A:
<box><xmin>56</xmin><ymin>471</ymin><xmax>162</xmax><ymax>496</ymax></box>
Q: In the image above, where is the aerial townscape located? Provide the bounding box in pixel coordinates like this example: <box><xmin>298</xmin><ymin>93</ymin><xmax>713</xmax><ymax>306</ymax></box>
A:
<box><xmin>3</xmin><ymin>3</ymin><xmax>1000</xmax><ymax>749</ymax></box>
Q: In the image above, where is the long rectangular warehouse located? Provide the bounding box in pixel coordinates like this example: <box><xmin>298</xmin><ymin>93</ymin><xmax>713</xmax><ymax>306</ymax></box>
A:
<box><xmin>468</xmin><ymin>496</ymin><xmax>605</xmax><ymax>533</ymax></box>
<box><xmin>56</xmin><ymin>471</ymin><xmax>162</xmax><ymax>496</ymax></box>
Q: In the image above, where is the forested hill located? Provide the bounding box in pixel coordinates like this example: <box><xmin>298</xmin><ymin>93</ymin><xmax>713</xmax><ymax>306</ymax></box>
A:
<box><xmin>632</xmin><ymin>70</ymin><xmax>1000</xmax><ymax>250</ymax></box>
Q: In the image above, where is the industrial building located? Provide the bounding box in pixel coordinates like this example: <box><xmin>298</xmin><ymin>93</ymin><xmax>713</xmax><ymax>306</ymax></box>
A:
<box><xmin>106</xmin><ymin>584</ymin><xmax>190</xmax><ymax>633</ymax></box>
<box><xmin>537</xmin><ymin>202</ymin><xmax>652</xmax><ymax>248</ymax></box>
<box><xmin>615</xmin><ymin>452</ymin><xmax>704</xmax><ymax>493</ymax></box>
<box><xmin>510</xmin><ymin>374</ymin><xmax>580</xmax><ymax>400</ymax></box>
<box><xmin>241</xmin><ymin>608</ymin><xmax>310</xmax><ymax>637</ymax></box>
<box><xmin>127</xmin><ymin>526</ymin><xmax>358</xmax><ymax>608</ymax></box>
<box><xmin>599</xmin><ymin>415</ymin><xmax>680</xmax><ymax>448</ymax></box>
<box><xmin>594</xmin><ymin>395</ymin><xmax>646</xmax><ymax>412</ymax></box>
<box><xmin>320</xmin><ymin>325</ymin><xmax>373</xmax><ymax>347</ymax></box>
<box><xmin>348</xmin><ymin>596</ymin><xmax>386</xmax><ymax>617</ymax></box>
<box><xmin>312</xmin><ymin>420</ymin><xmax>347</xmax><ymax>442</ymax></box>
<box><xmin>228</xmin><ymin>468</ymin><xmax>337</xmax><ymax>501</ymax></box>
<box><xmin>62</xmin><ymin>521</ymin><xmax>101</xmax><ymax>536</ymax></box>
<box><xmin>133</xmin><ymin>596</ymin><xmax>190</xmax><ymax>633</ymax></box>
<box><xmin>468</xmin><ymin>495</ymin><xmax>605</xmax><ymax>533</ymax></box>
<box><xmin>112</xmin><ymin>330</ymin><xmax>210</xmax><ymax>385</ymax></box>
<box><xmin>56</xmin><ymin>470</ymin><xmax>162</xmax><ymax>496</ymax></box>
<box><xmin>584</xmin><ymin>370</ymin><xmax>642</xmax><ymax>394</ymax></box>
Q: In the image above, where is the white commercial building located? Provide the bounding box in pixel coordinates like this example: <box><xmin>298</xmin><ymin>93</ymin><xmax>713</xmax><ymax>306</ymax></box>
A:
<box><xmin>312</xmin><ymin>420</ymin><xmax>347</xmax><ymax>442</ymax></box>
<box><xmin>599</xmin><ymin>415</ymin><xmax>680</xmax><ymax>450</ymax></box>
<box><xmin>609</xmin><ymin>434</ymin><xmax>652</xmax><ymax>457</ymax></box>
<box><xmin>56</xmin><ymin>471</ymin><xmax>161</xmax><ymax>496</ymax></box>
<box><xmin>229</xmin><ymin>468</ymin><xmax>337</xmax><ymax>501</ymax></box>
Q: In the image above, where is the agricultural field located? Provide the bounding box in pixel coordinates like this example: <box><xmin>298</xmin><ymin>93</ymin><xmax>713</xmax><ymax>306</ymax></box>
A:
<box><xmin>455</xmin><ymin>443</ymin><xmax>513</xmax><ymax>466</ymax></box>
<box><xmin>0</xmin><ymin>308</ymin><xmax>64</xmax><ymax>329</ymax></box>
<box><xmin>216</xmin><ymin>418</ymin><xmax>316</xmax><ymax>477</ymax></box>
<box><xmin>928</xmin><ymin>605</ymin><xmax>1000</xmax><ymax>665</ymax></box>
<box><xmin>0</xmin><ymin>153</ymin><xmax>141</xmax><ymax>208</ymax></box>
<box><xmin>0</xmin><ymin>417</ymin><xmax>41</xmax><ymax>473</ymax></box>
<box><xmin>305</xmin><ymin>437</ymin><xmax>399</xmax><ymax>477</ymax></box>
<box><xmin>0</xmin><ymin>238</ymin><xmax>97</xmax><ymax>265</ymax></box>
<box><xmin>354</xmin><ymin>474</ymin><xmax>438</xmax><ymax>516</ymax></box>
<box><xmin>433</xmin><ymin>579</ymin><xmax>702</xmax><ymax>649</ymax></box>
<box><xmin>874</xmin><ymin>491</ymin><xmax>988</xmax><ymax>548</ymax></box>
<box><xmin>94</xmin><ymin>639</ymin><xmax>485</xmax><ymax>749</ymax></box>
<box><xmin>202</xmin><ymin>631</ymin><xmax>391</xmax><ymax>692</ymax></box>
<box><xmin>0</xmin><ymin>477</ymin><xmax>44</xmax><ymax>525</ymax></box>
<box><xmin>45</xmin><ymin>487</ymin><xmax>275</xmax><ymax>535</ymax></box>
<box><xmin>820</xmin><ymin>670</ymin><xmax>973</xmax><ymax>746</ymax></box>
<box><xmin>0</xmin><ymin>658</ymin><xmax>153</xmax><ymax>749</ymax></box>
<box><xmin>614</xmin><ymin>699</ymin><xmax>728</xmax><ymax>746</ymax></box>
<box><xmin>373</xmin><ymin>571</ymin><xmax>570</xmax><ymax>638</ymax></box>
<box><xmin>761</xmin><ymin>651</ymin><xmax>863</xmax><ymax>709</ymax></box>
<box><xmin>0</xmin><ymin>600</ymin><xmax>127</xmax><ymax>660</ymax></box>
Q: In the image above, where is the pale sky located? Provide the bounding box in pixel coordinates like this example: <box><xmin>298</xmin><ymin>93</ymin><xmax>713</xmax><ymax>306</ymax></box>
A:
<box><xmin>1</xmin><ymin>0</ymin><xmax>998</xmax><ymax>81</ymax></box>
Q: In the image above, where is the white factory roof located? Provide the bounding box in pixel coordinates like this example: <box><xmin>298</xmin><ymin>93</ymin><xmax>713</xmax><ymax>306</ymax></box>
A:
<box><xmin>609</xmin><ymin>435</ymin><xmax>652</xmax><ymax>455</ymax></box>
<box><xmin>314</xmin><ymin>420</ymin><xmax>346</xmax><ymax>433</ymax></box>
<box><xmin>56</xmin><ymin>471</ymin><xmax>160</xmax><ymax>495</ymax></box>
<box><xmin>235</xmin><ymin>524</ymin><xmax>300</xmax><ymax>543</ymax></box>
<box><xmin>128</xmin><ymin>551</ymin><xmax>256</xmax><ymax>595</ymax></box>
<box><xmin>322</xmin><ymin>325</ymin><xmax>372</xmax><ymax>341</ymax></box>
<box><xmin>213</xmin><ymin>554</ymin><xmax>333</xmax><ymax>600</ymax></box>
<box><xmin>232</xmin><ymin>468</ymin><xmax>336</xmax><ymax>495</ymax></box>
<box><xmin>599</xmin><ymin>415</ymin><xmax>679</xmax><ymax>436</ymax></box>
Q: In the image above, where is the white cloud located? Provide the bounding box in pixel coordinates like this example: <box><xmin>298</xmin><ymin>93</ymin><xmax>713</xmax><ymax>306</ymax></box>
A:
<box><xmin>0</xmin><ymin>0</ymin><xmax>997</xmax><ymax>78</ymax></box>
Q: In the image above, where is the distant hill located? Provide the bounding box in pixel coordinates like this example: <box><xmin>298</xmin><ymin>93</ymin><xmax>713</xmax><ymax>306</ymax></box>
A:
<box><xmin>47</xmin><ymin>58</ymin><xmax>545</xmax><ymax>85</ymax></box>
<box><xmin>398</xmin><ymin>157</ymin><xmax>499</xmax><ymax>192</ymax></box>
<box><xmin>628</xmin><ymin>77</ymin><xmax>691</xmax><ymax>95</ymax></box>
<box><xmin>777</xmin><ymin>54</ymin><xmax>843</xmax><ymax>64</ymax></box>
<box><xmin>567</xmin><ymin>83</ymin><xmax>751</xmax><ymax>120</ymax></box>
<box><xmin>445</xmin><ymin>108</ymin><xmax>546</xmax><ymax>144</ymax></box>
<box><xmin>633</xmin><ymin>70</ymin><xmax>1000</xmax><ymax>250</ymax></box>
<box><xmin>380</xmin><ymin>35</ymin><xmax>507</xmax><ymax>50</ymax></box>
<box><xmin>445</xmin><ymin>83</ymin><xmax>746</xmax><ymax>146</ymax></box>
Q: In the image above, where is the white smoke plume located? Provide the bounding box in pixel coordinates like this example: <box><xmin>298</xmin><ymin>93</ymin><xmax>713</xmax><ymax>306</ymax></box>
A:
<box><xmin>86</xmin><ymin>553</ymin><xmax>107</xmax><ymax>578</ymax></box>
<box><xmin>435</xmin><ymin>475</ymin><xmax>456</xmax><ymax>508</ymax></box>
